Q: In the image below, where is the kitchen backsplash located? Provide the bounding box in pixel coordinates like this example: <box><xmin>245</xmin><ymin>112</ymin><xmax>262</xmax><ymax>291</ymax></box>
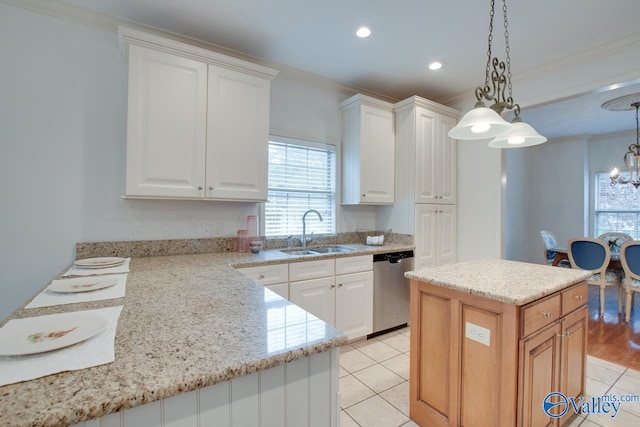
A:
<box><xmin>76</xmin><ymin>232</ymin><xmax>414</xmax><ymax>259</ymax></box>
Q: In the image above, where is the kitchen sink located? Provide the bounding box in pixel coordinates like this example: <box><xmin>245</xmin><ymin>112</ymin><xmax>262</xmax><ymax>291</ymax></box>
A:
<box><xmin>309</xmin><ymin>246</ymin><xmax>353</xmax><ymax>253</ymax></box>
<box><xmin>279</xmin><ymin>246</ymin><xmax>353</xmax><ymax>256</ymax></box>
<box><xmin>279</xmin><ymin>249</ymin><xmax>318</xmax><ymax>256</ymax></box>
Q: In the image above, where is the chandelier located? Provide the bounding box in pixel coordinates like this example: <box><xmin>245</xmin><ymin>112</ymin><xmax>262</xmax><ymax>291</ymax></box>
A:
<box><xmin>447</xmin><ymin>0</ymin><xmax>547</xmax><ymax>148</ymax></box>
<box><xmin>607</xmin><ymin>95</ymin><xmax>640</xmax><ymax>188</ymax></box>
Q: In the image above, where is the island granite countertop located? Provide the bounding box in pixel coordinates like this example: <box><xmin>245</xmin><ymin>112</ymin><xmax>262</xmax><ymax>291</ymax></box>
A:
<box><xmin>0</xmin><ymin>243</ymin><xmax>412</xmax><ymax>426</ymax></box>
<box><xmin>405</xmin><ymin>258</ymin><xmax>593</xmax><ymax>306</ymax></box>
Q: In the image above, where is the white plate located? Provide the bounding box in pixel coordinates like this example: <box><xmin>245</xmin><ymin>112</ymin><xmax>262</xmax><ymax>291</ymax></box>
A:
<box><xmin>0</xmin><ymin>314</ymin><xmax>108</xmax><ymax>356</ymax></box>
<box><xmin>47</xmin><ymin>277</ymin><xmax>119</xmax><ymax>293</ymax></box>
<box><xmin>73</xmin><ymin>257</ymin><xmax>126</xmax><ymax>269</ymax></box>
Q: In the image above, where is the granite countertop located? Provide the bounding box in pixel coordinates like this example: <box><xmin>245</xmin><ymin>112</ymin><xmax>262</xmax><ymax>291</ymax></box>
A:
<box><xmin>0</xmin><ymin>243</ymin><xmax>413</xmax><ymax>426</ymax></box>
<box><xmin>230</xmin><ymin>242</ymin><xmax>415</xmax><ymax>268</ymax></box>
<box><xmin>405</xmin><ymin>258</ymin><xmax>593</xmax><ymax>306</ymax></box>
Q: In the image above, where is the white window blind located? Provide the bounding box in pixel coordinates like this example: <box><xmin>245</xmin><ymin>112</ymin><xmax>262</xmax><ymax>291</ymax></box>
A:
<box><xmin>265</xmin><ymin>139</ymin><xmax>336</xmax><ymax>237</ymax></box>
<box><xmin>594</xmin><ymin>171</ymin><xmax>640</xmax><ymax>238</ymax></box>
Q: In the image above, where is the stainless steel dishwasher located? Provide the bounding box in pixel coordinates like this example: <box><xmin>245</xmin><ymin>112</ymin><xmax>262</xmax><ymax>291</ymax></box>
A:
<box><xmin>370</xmin><ymin>250</ymin><xmax>414</xmax><ymax>337</ymax></box>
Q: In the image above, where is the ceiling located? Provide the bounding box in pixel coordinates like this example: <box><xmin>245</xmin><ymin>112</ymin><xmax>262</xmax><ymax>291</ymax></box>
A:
<box><xmin>60</xmin><ymin>0</ymin><xmax>640</xmax><ymax>140</ymax></box>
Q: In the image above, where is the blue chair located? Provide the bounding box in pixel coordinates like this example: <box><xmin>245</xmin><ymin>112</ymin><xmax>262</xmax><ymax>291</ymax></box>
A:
<box><xmin>540</xmin><ymin>230</ymin><xmax>570</xmax><ymax>267</ymax></box>
<box><xmin>568</xmin><ymin>237</ymin><xmax>622</xmax><ymax>317</ymax></box>
<box><xmin>619</xmin><ymin>241</ymin><xmax>640</xmax><ymax>323</ymax></box>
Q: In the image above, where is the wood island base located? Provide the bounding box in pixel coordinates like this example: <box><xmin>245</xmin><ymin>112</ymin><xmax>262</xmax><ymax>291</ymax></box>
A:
<box><xmin>409</xmin><ymin>277</ymin><xmax>588</xmax><ymax>427</ymax></box>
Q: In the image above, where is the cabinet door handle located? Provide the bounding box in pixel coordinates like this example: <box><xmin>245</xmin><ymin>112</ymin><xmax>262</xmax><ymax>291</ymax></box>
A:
<box><xmin>258</xmin><ymin>274</ymin><xmax>265</xmax><ymax>279</ymax></box>
<box><xmin>362</xmin><ymin>194</ymin><xmax>366</xmax><ymax>197</ymax></box>
<box><xmin>556</xmin><ymin>332</ymin><xmax>566</xmax><ymax>338</ymax></box>
<box><xmin>330</xmin><ymin>284</ymin><xmax>335</xmax><ymax>289</ymax></box>
<box><xmin>209</xmin><ymin>186</ymin><xmax>214</xmax><ymax>190</ymax></box>
<box><xmin>338</xmin><ymin>283</ymin><xmax>343</xmax><ymax>288</ymax></box>
<box><xmin>198</xmin><ymin>186</ymin><xmax>203</xmax><ymax>190</ymax></box>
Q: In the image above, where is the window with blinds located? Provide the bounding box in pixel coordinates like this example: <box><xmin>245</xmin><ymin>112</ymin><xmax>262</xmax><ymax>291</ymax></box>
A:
<box><xmin>265</xmin><ymin>139</ymin><xmax>336</xmax><ymax>237</ymax></box>
<box><xmin>594</xmin><ymin>171</ymin><xmax>640</xmax><ymax>238</ymax></box>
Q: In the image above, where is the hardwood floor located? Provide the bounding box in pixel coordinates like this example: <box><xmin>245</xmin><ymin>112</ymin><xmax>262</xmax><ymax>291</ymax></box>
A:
<box><xmin>587</xmin><ymin>284</ymin><xmax>640</xmax><ymax>370</ymax></box>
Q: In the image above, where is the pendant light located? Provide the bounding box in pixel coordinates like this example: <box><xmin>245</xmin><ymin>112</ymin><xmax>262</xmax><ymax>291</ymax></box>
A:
<box><xmin>448</xmin><ymin>0</ymin><xmax>547</xmax><ymax>148</ymax></box>
<box><xmin>606</xmin><ymin>94</ymin><xmax>640</xmax><ymax>188</ymax></box>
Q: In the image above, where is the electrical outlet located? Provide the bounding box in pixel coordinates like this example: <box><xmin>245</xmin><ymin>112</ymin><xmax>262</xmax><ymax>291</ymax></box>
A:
<box><xmin>465</xmin><ymin>322</ymin><xmax>491</xmax><ymax>346</ymax></box>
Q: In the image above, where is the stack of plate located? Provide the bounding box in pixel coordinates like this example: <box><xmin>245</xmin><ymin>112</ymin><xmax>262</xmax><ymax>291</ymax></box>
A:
<box><xmin>73</xmin><ymin>257</ymin><xmax>126</xmax><ymax>269</ymax></box>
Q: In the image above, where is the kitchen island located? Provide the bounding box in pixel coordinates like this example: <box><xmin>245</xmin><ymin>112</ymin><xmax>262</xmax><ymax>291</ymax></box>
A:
<box><xmin>0</xmin><ymin>240</ymin><xmax>414</xmax><ymax>426</ymax></box>
<box><xmin>406</xmin><ymin>259</ymin><xmax>593</xmax><ymax>427</ymax></box>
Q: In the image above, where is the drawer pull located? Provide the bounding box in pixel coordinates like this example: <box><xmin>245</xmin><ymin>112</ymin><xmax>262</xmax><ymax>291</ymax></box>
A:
<box><xmin>542</xmin><ymin>312</ymin><xmax>551</xmax><ymax>319</ymax></box>
<box><xmin>258</xmin><ymin>274</ymin><xmax>265</xmax><ymax>279</ymax></box>
<box><xmin>574</xmin><ymin>295</ymin><xmax>584</xmax><ymax>301</ymax></box>
<box><xmin>338</xmin><ymin>283</ymin><xmax>343</xmax><ymax>288</ymax></box>
<box><xmin>330</xmin><ymin>284</ymin><xmax>335</xmax><ymax>289</ymax></box>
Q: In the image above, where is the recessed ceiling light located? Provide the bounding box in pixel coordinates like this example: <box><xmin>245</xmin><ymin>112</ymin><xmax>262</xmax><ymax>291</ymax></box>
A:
<box><xmin>428</xmin><ymin>61</ymin><xmax>444</xmax><ymax>71</ymax></box>
<box><xmin>356</xmin><ymin>26</ymin><xmax>372</xmax><ymax>38</ymax></box>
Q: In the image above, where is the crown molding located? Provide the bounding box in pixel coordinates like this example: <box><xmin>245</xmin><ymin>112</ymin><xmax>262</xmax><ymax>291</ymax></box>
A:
<box><xmin>1</xmin><ymin>0</ymin><xmax>118</xmax><ymax>32</ymax></box>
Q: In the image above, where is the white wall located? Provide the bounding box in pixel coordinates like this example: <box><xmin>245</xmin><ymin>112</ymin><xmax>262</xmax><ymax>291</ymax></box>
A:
<box><xmin>456</xmin><ymin>140</ymin><xmax>504</xmax><ymax>261</ymax></box>
<box><xmin>504</xmin><ymin>148</ymin><xmax>530</xmax><ymax>262</ymax></box>
<box><xmin>0</xmin><ymin>3</ymin><xmax>375</xmax><ymax>319</ymax></box>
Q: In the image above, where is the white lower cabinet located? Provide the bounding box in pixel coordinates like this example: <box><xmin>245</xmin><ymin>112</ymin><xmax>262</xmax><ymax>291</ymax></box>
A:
<box><xmin>334</xmin><ymin>270</ymin><xmax>373</xmax><ymax>339</ymax></box>
<box><xmin>289</xmin><ymin>276</ymin><xmax>336</xmax><ymax>325</ymax></box>
<box><xmin>235</xmin><ymin>263</ymin><xmax>289</xmax><ymax>299</ymax></box>
<box><xmin>265</xmin><ymin>283</ymin><xmax>288</xmax><ymax>300</ymax></box>
<box><xmin>237</xmin><ymin>256</ymin><xmax>373</xmax><ymax>341</ymax></box>
<box><xmin>290</xmin><ymin>256</ymin><xmax>373</xmax><ymax>340</ymax></box>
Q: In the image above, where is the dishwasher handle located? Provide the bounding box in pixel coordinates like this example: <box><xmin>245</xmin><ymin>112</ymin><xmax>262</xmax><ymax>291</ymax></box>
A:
<box><xmin>373</xmin><ymin>250</ymin><xmax>415</xmax><ymax>264</ymax></box>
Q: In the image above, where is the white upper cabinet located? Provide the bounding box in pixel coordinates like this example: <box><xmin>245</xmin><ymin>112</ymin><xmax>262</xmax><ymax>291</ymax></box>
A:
<box><xmin>205</xmin><ymin>65</ymin><xmax>270</xmax><ymax>200</ymax></box>
<box><xmin>412</xmin><ymin>105</ymin><xmax>458</xmax><ymax>204</ymax></box>
<box><xmin>125</xmin><ymin>45</ymin><xmax>208</xmax><ymax>198</ymax></box>
<box><xmin>119</xmin><ymin>27</ymin><xmax>278</xmax><ymax>201</ymax></box>
<box><xmin>340</xmin><ymin>94</ymin><xmax>395</xmax><ymax>205</ymax></box>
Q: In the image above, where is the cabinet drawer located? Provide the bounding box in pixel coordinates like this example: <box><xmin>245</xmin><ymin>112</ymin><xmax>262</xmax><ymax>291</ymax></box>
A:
<box><xmin>236</xmin><ymin>263</ymin><xmax>288</xmax><ymax>285</ymax></box>
<box><xmin>335</xmin><ymin>255</ymin><xmax>373</xmax><ymax>275</ymax></box>
<box><xmin>521</xmin><ymin>294</ymin><xmax>561</xmax><ymax>337</ymax></box>
<box><xmin>289</xmin><ymin>259</ymin><xmax>335</xmax><ymax>282</ymax></box>
<box><xmin>562</xmin><ymin>282</ymin><xmax>588</xmax><ymax>316</ymax></box>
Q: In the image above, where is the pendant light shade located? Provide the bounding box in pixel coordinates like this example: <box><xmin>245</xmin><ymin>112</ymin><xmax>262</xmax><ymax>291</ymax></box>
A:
<box><xmin>487</xmin><ymin>120</ymin><xmax>547</xmax><ymax>148</ymax></box>
<box><xmin>448</xmin><ymin>0</ymin><xmax>546</xmax><ymax>148</ymax></box>
<box><xmin>448</xmin><ymin>103</ymin><xmax>512</xmax><ymax>140</ymax></box>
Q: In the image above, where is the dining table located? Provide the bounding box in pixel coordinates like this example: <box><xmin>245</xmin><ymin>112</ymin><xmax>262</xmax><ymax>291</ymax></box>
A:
<box><xmin>551</xmin><ymin>247</ymin><xmax>622</xmax><ymax>269</ymax></box>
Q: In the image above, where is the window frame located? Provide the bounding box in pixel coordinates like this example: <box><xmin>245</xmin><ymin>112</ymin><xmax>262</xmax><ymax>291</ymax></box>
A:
<box><xmin>263</xmin><ymin>135</ymin><xmax>337</xmax><ymax>239</ymax></box>
<box><xmin>593</xmin><ymin>170</ymin><xmax>640</xmax><ymax>239</ymax></box>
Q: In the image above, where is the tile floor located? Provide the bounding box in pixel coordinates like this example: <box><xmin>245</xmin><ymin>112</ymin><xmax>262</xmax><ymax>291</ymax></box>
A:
<box><xmin>339</xmin><ymin>327</ymin><xmax>640</xmax><ymax>427</ymax></box>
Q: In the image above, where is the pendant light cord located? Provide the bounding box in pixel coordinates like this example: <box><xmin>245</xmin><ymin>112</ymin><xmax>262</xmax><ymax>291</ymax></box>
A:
<box><xmin>484</xmin><ymin>0</ymin><xmax>495</xmax><ymax>87</ymax></box>
<box><xmin>502</xmin><ymin>0</ymin><xmax>513</xmax><ymax>106</ymax></box>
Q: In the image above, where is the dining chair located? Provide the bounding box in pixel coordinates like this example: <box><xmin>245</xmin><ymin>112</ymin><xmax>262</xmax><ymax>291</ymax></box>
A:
<box><xmin>568</xmin><ymin>237</ymin><xmax>622</xmax><ymax>317</ymax></box>
<box><xmin>540</xmin><ymin>230</ymin><xmax>570</xmax><ymax>267</ymax></box>
<box><xmin>597</xmin><ymin>232</ymin><xmax>633</xmax><ymax>254</ymax></box>
<box><xmin>619</xmin><ymin>241</ymin><xmax>640</xmax><ymax>323</ymax></box>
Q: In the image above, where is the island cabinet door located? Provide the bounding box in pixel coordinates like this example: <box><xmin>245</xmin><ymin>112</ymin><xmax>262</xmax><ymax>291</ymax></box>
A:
<box><xmin>558</xmin><ymin>306</ymin><xmax>588</xmax><ymax>427</ymax></box>
<box><xmin>518</xmin><ymin>321</ymin><xmax>563</xmax><ymax>427</ymax></box>
<box><xmin>409</xmin><ymin>280</ymin><xmax>518</xmax><ymax>427</ymax></box>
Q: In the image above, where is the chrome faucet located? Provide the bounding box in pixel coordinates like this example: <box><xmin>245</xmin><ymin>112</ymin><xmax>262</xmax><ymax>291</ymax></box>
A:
<box><xmin>302</xmin><ymin>209</ymin><xmax>323</xmax><ymax>247</ymax></box>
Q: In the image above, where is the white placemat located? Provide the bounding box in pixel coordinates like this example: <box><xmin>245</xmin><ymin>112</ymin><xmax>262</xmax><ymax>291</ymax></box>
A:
<box><xmin>0</xmin><ymin>306</ymin><xmax>123</xmax><ymax>386</ymax></box>
<box><xmin>63</xmin><ymin>258</ymin><xmax>130</xmax><ymax>277</ymax></box>
<box><xmin>25</xmin><ymin>275</ymin><xmax>128</xmax><ymax>309</ymax></box>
